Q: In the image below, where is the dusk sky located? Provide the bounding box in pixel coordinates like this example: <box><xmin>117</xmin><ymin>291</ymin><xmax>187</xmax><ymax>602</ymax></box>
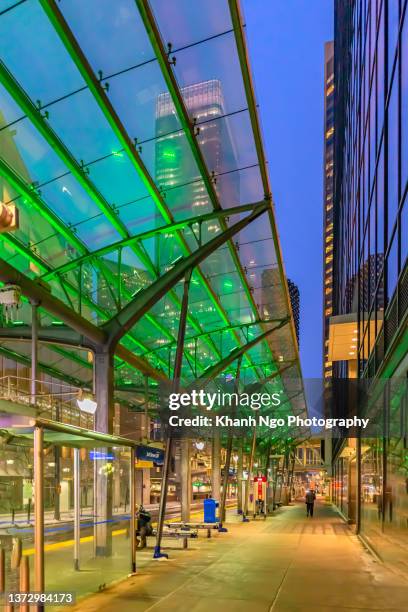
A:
<box><xmin>244</xmin><ymin>0</ymin><xmax>334</xmax><ymax>378</ymax></box>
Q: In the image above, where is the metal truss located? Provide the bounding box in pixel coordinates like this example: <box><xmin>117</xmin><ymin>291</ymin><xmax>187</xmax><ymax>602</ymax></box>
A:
<box><xmin>37</xmin><ymin>0</ymin><xmax>264</xmax><ymax>381</ymax></box>
<box><xmin>104</xmin><ymin>203</ymin><xmax>268</xmax><ymax>348</ymax></box>
<box><xmin>0</xmin><ymin>69</ymin><xmax>216</xmax><ymax>368</ymax></box>
<box><xmin>191</xmin><ymin>317</ymin><xmax>290</xmax><ymax>384</ymax></box>
<box><xmin>42</xmin><ymin>201</ymin><xmax>263</xmax><ymax>280</ymax></box>
<box><xmin>0</xmin><ymin>259</ymin><xmax>166</xmax><ymax>382</ymax></box>
<box><xmin>135</xmin><ymin>0</ymin><xmax>273</xmax><ymax>377</ymax></box>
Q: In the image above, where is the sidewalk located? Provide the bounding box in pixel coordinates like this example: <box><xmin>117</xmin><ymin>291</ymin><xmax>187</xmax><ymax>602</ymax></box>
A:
<box><xmin>71</xmin><ymin>500</ymin><xmax>408</xmax><ymax>612</ymax></box>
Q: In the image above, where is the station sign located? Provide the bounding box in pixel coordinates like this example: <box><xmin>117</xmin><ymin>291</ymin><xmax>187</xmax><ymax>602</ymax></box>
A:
<box><xmin>136</xmin><ymin>445</ymin><xmax>164</xmax><ymax>465</ymax></box>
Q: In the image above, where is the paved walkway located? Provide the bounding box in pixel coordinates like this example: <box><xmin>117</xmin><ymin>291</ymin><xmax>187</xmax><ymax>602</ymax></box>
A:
<box><xmin>71</xmin><ymin>500</ymin><xmax>408</xmax><ymax>612</ymax></box>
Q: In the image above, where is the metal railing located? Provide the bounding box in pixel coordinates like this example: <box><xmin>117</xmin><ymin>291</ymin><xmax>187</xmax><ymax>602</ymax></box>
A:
<box><xmin>0</xmin><ymin>376</ymin><xmax>94</xmax><ymax>430</ymax></box>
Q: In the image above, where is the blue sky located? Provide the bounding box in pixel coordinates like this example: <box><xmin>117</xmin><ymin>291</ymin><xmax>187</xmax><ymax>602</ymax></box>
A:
<box><xmin>243</xmin><ymin>0</ymin><xmax>334</xmax><ymax>378</ymax></box>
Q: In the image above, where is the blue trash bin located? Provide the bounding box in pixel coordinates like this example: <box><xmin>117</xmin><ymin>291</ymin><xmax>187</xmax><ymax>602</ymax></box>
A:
<box><xmin>204</xmin><ymin>498</ymin><xmax>219</xmax><ymax>523</ymax></box>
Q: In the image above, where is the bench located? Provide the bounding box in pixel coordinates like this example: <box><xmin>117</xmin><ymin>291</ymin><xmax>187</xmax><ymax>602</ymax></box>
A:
<box><xmin>164</xmin><ymin>521</ymin><xmax>220</xmax><ymax>538</ymax></box>
<box><xmin>137</xmin><ymin>527</ymin><xmax>198</xmax><ymax>550</ymax></box>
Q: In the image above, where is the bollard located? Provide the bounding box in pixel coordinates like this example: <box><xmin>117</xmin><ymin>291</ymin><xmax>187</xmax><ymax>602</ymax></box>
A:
<box><xmin>27</xmin><ymin>498</ymin><xmax>31</xmax><ymax>524</ymax></box>
<box><xmin>19</xmin><ymin>556</ymin><xmax>29</xmax><ymax>612</ymax></box>
<box><xmin>0</xmin><ymin>548</ymin><xmax>5</xmax><ymax>593</ymax></box>
<box><xmin>207</xmin><ymin>528</ymin><xmax>211</xmax><ymax>539</ymax></box>
<box><xmin>182</xmin><ymin>537</ymin><xmax>188</xmax><ymax>550</ymax></box>
<box><xmin>11</xmin><ymin>509</ymin><xmax>15</xmax><ymax>525</ymax></box>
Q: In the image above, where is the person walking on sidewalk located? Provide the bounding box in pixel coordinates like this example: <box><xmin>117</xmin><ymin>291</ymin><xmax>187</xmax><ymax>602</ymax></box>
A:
<box><xmin>305</xmin><ymin>489</ymin><xmax>316</xmax><ymax>517</ymax></box>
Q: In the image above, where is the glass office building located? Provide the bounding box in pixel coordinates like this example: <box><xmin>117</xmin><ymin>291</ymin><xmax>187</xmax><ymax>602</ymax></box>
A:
<box><xmin>323</xmin><ymin>41</ymin><xmax>335</xmax><ymax>382</ymax></box>
<box><xmin>332</xmin><ymin>0</ymin><xmax>408</xmax><ymax>567</ymax></box>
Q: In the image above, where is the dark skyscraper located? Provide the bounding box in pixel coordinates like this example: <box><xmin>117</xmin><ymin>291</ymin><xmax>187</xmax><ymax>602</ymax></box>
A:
<box><xmin>323</xmin><ymin>41</ymin><xmax>334</xmax><ymax>381</ymax></box>
<box><xmin>287</xmin><ymin>278</ymin><xmax>300</xmax><ymax>347</ymax></box>
<box><xmin>333</xmin><ymin>0</ymin><xmax>407</xmax><ymax>375</ymax></box>
<box><xmin>330</xmin><ymin>0</ymin><xmax>408</xmax><ymax>566</ymax></box>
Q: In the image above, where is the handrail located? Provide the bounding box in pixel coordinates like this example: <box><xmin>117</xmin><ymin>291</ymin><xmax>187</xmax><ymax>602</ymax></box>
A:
<box><xmin>0</xmin><ymin>376</ymin><xmax>94</xmax><ymax>430</ymax></box>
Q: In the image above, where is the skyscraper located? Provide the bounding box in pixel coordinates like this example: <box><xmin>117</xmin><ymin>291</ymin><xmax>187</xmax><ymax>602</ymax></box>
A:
<box><xmin>155</xmin><ymin>80</ymin><xmax>240</xmax><ymax>276</ymax></box>
<box><xmin>330</xmin><ymin>0</ymin><xmax>408</xmax><ymax>565</ymax></box>
<box><xmin>287</xmin><ymin>278</ymin><xmax>300</xmax><ymax>347</ymax></box>
<box><xmin>322</xmin><ymin>41</ymin><xmax>334</xmax><ymax>381</ymax></box>
<box><xmin>261</xmin><ymin>268</ymin><xmax>299</xmax><ymax>349</ymax></box>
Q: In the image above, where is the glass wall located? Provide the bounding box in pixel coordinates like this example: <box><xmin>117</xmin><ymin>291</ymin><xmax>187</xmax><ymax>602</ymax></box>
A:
<box><xmin>360</xmin><ymin>381</ymin><xmax>407</xmax><ymax>565</ymax></box>
<box><xmin>334</xmin><ymin>0</ymin><xmax>408</xmax><ymax>375</ymax></box>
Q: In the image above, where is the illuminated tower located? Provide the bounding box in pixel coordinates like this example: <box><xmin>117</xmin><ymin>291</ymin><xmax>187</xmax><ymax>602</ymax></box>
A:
<box><xmin>322</xmin><ymin>42</ymin><xmax>334</xmax><ymax>381</ymax></box>
<box><xmin>155</xmin><ymin>80</ymin><xmax>240</xmax><ymax>276</ymax></box>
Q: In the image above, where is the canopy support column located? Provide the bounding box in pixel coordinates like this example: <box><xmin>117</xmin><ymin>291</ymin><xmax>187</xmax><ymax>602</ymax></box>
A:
<box><xmin>154</xmin><ymin>270</ymin><xmax>192</xmax><ymax>559</ymax></box>
<box><xmin>243</xmin><ymin>428</ymin><xmax>256</xmax><ymax>521</ymax></box>
<box><xmin>94</xmin><ymin>347</ymin><xmax>114</xmax><ymax>557</ymax></box>
<box><xmin>30</xmin><ymin>301</ymin><xmax>39</xmax><ymax>405</ymax></box>
<box><xmin>130</xmin><ymin>447</ymin><xmax>136</xmax><ymax>575</ymax></box>
<box><xmin>211</xmin><ymin>430</ymin><xmax>221</xmax><ymax>506</ymax></box>
<box><xmin>237</xmin><ymin>440</ymin><xmax>244</xmax><ymax>514</ymax></box>
<box><xmin>219</xmin><ymin>357</ymin><xmax>242</xmax><ymax>530</ymax></box>
<box><xmin>34</xmin><ymin>426</ymin><xmax>44</xmax><ymax>612</ymax></box>
<box><xmin>73</xmin><ymin>448</ymin><xmax>80</xmax><ymax>570</ymax></box>
<box><xmin>180</xmin><ymin>439</ymin><xmax>191</xmax><ymax>523</ymax></box>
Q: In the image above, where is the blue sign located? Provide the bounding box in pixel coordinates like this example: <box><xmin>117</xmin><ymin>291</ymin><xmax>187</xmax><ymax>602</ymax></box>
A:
<box><xmin>136</xmin><ymin>445</ymin><xmax>164</xmax><ymax>465</ymax></box>
<box><xmin>90</xmin><ymin>451</ymin><xmax>115</xmax><ymax>461</ymax></box>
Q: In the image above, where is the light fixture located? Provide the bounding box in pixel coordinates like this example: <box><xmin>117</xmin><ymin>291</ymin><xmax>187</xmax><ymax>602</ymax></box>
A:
<box><xmin>6</xmin><ymin>459</ymin><xmax>14</xmax><ymax>465</ymax></box>
<box><xmin>349</xmin><ymin>351</ymin><xmax>355</xmax><ymax>355</ymax></box>
<box><xmin>76</xmin><ymin>389</ymin><xmax>98</xmax><ymax>415</ymax></box>
<box><xmin>195</xmin><ymin>441</ymin><xmax>205</xmax><ymax>451</ymax></box>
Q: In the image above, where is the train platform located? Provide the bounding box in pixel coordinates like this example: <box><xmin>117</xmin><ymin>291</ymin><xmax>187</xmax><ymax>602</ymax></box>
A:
<box><xmin>71</xmin><ymin>499</ymin><xmax>408</xmax><ymax>612</ymax></box>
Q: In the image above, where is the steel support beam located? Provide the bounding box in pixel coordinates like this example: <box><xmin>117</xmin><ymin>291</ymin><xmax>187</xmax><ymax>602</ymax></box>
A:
<box><xmin>243</xmin><ymin>427</ymin><xmax>257</xmax><ymax>520</ymax></box>
<box><xmin>0</xmin><ymin>259</ymin><xmax>167</xmax><ymax>382</ymax></box>
<box><xmin>237</xmin><ymin>440</ymin><xmax>244</xmax><ymax>514</ymax></box>
<box><xmin>211</xmin><ymin>430</ymin><xmax>221</xmax><ymax>505</ymax></box>
<box><xmin>94</xmin><ymin>348</ymin><xmax>115</xmax><ymax>435</ymax></box>
<box><xmin>180</xmin><ymin>438</ymin><xmax>191</xmax><ymax>523</ymax></box>
<box><xmin>219</xmin><ymin>356</ymin><xmax>242</xmax><ymax>528</ymax></box>
<box><xmin>30</xmin><ymin>301</ymin><xmax>39</xmax><ymax>405</ymax></box>
<box><xmin>193</xmin><ymin>318</ymin><xmax>289</xmax><ymax>385</ymax></box>
<box><xmin>73</xmin><ymin>447</ymin><xmax>80</xmax><ymax>570</ymax></box>
<box><xmin>154</xmin><ymin>270</ymin><xmax>192</xmax><ymax>559</ymax></box>
<box><xmin>0</xmin><ymin>325</ymin><xmax>93</xmax><ymax>349</ymax></box>
<box><xmin>105</xmin><ymin>203</ymin><xmax>268</xmax><ymax>348</ymax></box>
<box><xmin>0</xmin><ymin>161</ymin><xmax>179</xmax><ymax>359</ymax></box>
<box><xmin>43</xmin><ymin>201</ymin><xmax>264</xmax><ymax>280</ymax></box>
<box><xmin>34</xmin><ymin>426</ymin><xmax>45</xmax><ymax>611</ymax></box>
<box><xmin>93</xmin><ymin>349</ymin><xmax>114</xmax><ymax>557</ymax></box>
<box><xmin>0</xmin><ymin>259</ymin><xmax>106</xmax><ymax>344</ymax></box>
<box><xmin>130</xmin><ymin>447</ymin><xmax>137</xmax><ymax>574</ymax></box>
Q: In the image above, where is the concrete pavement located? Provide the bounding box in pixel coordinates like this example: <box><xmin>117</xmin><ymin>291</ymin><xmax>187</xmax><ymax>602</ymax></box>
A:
<box><xmin>69</xmin><ymin>500</ymin><xmax>408</xmax><ymax>612</ymax></box>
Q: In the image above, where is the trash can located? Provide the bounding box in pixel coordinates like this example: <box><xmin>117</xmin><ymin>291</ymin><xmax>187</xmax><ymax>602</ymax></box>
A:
<box><xmin>204</xmin><ymin>498</ymin><xmax>219</xmax><ymax>523</ymax></box>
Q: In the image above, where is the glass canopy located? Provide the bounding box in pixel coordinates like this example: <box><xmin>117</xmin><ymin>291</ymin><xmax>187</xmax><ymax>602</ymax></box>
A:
<box><xmin>0</xmin><ymin>0</ymin><xmax>305</xmax><ymax>416</ymax></box>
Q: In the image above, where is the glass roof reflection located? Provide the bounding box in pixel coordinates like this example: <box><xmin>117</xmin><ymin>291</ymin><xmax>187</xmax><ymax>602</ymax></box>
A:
<box><xmin>0</xmin><ymin>0</ymin><xmax>305</xmax><ymax>414</ymax></box>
